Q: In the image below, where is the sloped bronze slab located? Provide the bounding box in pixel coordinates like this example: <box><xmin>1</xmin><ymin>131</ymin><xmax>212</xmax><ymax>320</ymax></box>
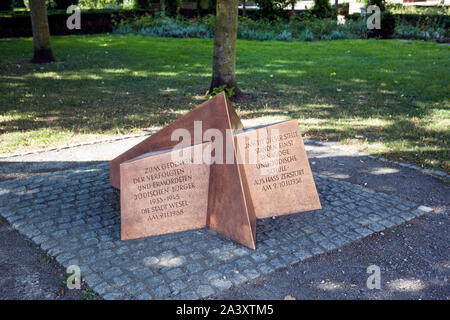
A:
<box><xmin>112</xmin><ymin>92</ymin><xmax>256</xmax><ymax>249</ymax></box>
<box><xmin>206</xmin><ymin>130</ymin><xmax>256</xmax><ymax>250</ymax></box>
<box><xmin>120</xmin><ymin>143</ymin><xmax>211</xmax><ymax>240</ymax></box>
<box><xmin>113</xmin><ymin>93</ymin><xmax>321</xmax><ymax>249</ymax></box>
<box><xmin>235</xmin><ymin>120</ymin><xmax>322</xmax><ymax>219</ymax></box>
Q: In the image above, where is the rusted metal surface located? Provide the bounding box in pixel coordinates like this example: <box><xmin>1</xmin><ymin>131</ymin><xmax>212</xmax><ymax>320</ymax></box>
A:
<box><xmin>120</xmin><ymin>144</ymin><xmax>211</xmax><ymax>241</ymax></box>
<box><xmin>235</xmin><ymin>120</ymin><xmax>322</xmax><ymax>219</ymax></box>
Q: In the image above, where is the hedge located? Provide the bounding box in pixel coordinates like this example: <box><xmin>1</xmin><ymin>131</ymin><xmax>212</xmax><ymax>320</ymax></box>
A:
<box><xmin>394</xmin><ymin>13</ymin><xmax>450</xmax><ymax>29</ymax></box>
<box><xmin>0</xmin><ymin>9</ymin><xmax>152</xmax><ymax>38</ymax></box>
<box><xmin>345</xmin><ymin>13</ymin><xmax>450</xmax><ymax>29</ymax></box>
<box><xmin>1</xmin><ymin>9</ymin><xmax>448</xmax><ymax>39</ymax></box>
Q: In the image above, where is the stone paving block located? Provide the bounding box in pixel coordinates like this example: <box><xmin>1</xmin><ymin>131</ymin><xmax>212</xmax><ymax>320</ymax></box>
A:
<box><xmin>166</xmin><ymin>268</ymin><xmax>184</xmax><ymax>281</ymax></box>
<box><xmin>242</xmin><ymin>268</ymin><xmax>260</xmax><ymax>281</ymax></box>
<box><xmin>309</xmin><ymin>233</ymin><xmax>326</xmax><ymax>243</ymax></box>
<box><xmin>103</xmin><ymin>291</ymin><xmax>127</xmax><ymax>300</ymax></box>
<box><xmin>0</xmin><ymin>164</ymin><xmax>431</xmax><ymax>300</ymax></box>
<box><xmin>169</xmin><ymin>279</ymin><xmax>187</xmax><ymax>294</ymax></box>
<box><xmin>330</xmin><ymin>235</ymin><xmax>349</xmax><ymax>247</ymax></box>
<box><xmin>92</xmin><ymin>281</ymin><xmax>112</xmax><ymax>296</ymax></box>
<box><xmin>176</xmin><ymin>291</ymin><xmax>199</xmax><ymax>300</ymax></box>
<box><xmin>399</xmin><ymin>211</ymin><xmax>416</xmax><ymax>221</ymax></box>
<box><xmin>153</xmin><ymin>285</ymin><xmax>171</xmax><ymax>298</ymax></box>
<box><xmin>367</xmin><ymin>223</ymin><xmax>385</xmax><ymax>233</ymax></box>
<box><xmin>146</xmin><ymin>275</ymin><xmax>164</xmax><ymax>287</ymax></box>
<box><xmin>389</xmin><ymin>216</ymin><xmax>405</xmax><ymax>226</ymax></box>
<box><xmin>197</xmin><ymin>285</ymin><xmax>215</xmax><ymax>298</ymax></box>
<box><xmin>211</xmin><ymin>278</ymin><xmax>233</xmax><ymax>291</ymax></box>
<box><xmin>136</xmin><ymin>292</ymin><xmax>152</xmax><ymax>300</ymax></box>
<box><xmin>345</xmin><ymin>231</ymin><xmax>361</xmax><ymax>241</ymax></box>
<box><xmin>83</xmin><ymin>273</ymin><xmax>103</xmax><ymax>287</ymax></box>
<box><xmin>203</xmin><ymin>270</ymin><xmax>222</xmax><ymax>281</ymax></box>
<box><xmin>185</xmin><ymin>263</ymin><xmax>203</xmax><ymax>274</ymax></box>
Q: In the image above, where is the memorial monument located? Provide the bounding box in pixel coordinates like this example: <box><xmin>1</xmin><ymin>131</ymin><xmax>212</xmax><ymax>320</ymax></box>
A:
<box><xmin>110</xmin><ymin>92</ymin><xmax>321</xmax><ymax>249</ymax></box>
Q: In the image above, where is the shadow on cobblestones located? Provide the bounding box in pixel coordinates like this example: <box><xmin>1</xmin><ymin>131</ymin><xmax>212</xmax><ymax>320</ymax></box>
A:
<box><xmin>0</xmin><ymin>162</ymin><xmax>434</xmax><ymax>300</ymax></box>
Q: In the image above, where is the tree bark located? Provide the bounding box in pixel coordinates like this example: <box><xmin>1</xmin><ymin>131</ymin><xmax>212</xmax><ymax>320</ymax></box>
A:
<box><xmin>209</xmin><ymin>0</ymin><xmax>241</xmax><ymax>96</ymax></box>
<box><xmin>243</xmin><ymin>1</ymin><xmax>246</xmax><ymax>16</ymax></box>
<box><xmin>335</xmin><ymin>0</ymin><xmax>339</xmax><ymax>16</ymax></box>
<box><xmin>29</xmin><ymin>0</ymin><xmax>55</xmax><ymax>63</ymax></box>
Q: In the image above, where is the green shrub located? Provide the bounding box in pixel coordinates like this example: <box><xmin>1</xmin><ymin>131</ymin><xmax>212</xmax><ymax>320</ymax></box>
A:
<box><xmin>113</xmin><ymin>12</ymin><xmax>445</xmax><ymax>43</ymax></box>
<box><xmin>367</xmin><ymin>11</ymin><xmax>395</xmax><ymax>39</ymax></box>
<box><xmin>53</xmin><ymin>0</ymin><xmax>79</xmax><ymax>9</ymax></box>
<box><xmin>255</xmin><ymin>0</ymin><xmax>290</xmax><ymax>20</ymax></box>
<box><xmin>206</xmin><ymin>85</ymin><xmax>234</xmax><ymax>99</ymax></box>
<box><xmin>165</xmin><ymin>0</ymin><xmax>181</xmax><ymax>17</ymax></box>
<box><xmin>115</xmin><ymin>15</ymin><xmax>214</xmax><ymax>38</ymax></box>
<box><xmin>395</xmin><ymin>13</ymin><xmax>450</xmax><ymax>30</ymax></box>
<box><xmin>238</xmin><ymin>28</ymin><xmax>277</xmax><ymax>41</ymax></box>
<box><xmin>288</xmin><ymin>17</ymin><xmax>337</xmax><ymax>39</ymax></box>
<box><xmin>343</xmin><ymin>16</ymin><xmax>367</xmax><ymax>39</ymax></box>
<box><xmin>12</xmin><ymin>0</ymin><xmax>25</xmax><ymax>8</ymax></box>
<box><xmin>310</xmin><ymin>0</ymin><xmax>335</xmax><ymax>19</ymax></box>
<box><xmin>78</xmin><ymin>0</ymin><xmax>121</xmax><ymax>9</ymax></box>
<box><xmin>276</xmin><ymin>29</ymin><xmax>293</xmax><ymax>41</ymax></box>
<box><xmin>366</xmin><ymin>0</ymin><xmax>386</xmax><ymax>11</ymax></box>
<box><xmin>387</xmin><ymin>3</ymin><xmax>449</xmax><ymax>16</ymax></box>
<box><xmin>131</xmin><ymin>0</ymin><xmax>151</xmax><ymax>9</ymax></box>
<box><xmin>394</xmin><ymin>24</ymin><xmax>448</xmax><ymax>42</ymax></box>
<box><xmin>325</xmin><ymin>29</ymin><xmax>355</xmax><ymax>40</ymax></box>
<box><xmin>299</xmin><ymin>29</ymin><xmax>314</xmax><ymax>41</ymax></box>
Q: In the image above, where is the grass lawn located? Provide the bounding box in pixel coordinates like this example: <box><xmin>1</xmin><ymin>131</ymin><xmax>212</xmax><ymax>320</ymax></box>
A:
<box><xmin>0</xmin><ymin>35</ymin><xmax>448</xmax><ymax>173</ymax></box>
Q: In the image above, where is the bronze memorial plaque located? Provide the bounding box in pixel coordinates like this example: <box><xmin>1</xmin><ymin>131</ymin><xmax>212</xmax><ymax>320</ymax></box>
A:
<box><xmin>235</xmin><ymin>119</ymin><xmax>322</xmax><ymax>219</ymax></box>
<box><xmin>120</xmin><ymin>143</ymin><xmax>211</xmax><ymax>240</ymax></box>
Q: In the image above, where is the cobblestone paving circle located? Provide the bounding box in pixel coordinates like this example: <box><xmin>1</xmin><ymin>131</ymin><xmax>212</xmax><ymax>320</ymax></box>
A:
<box><xmin>0</xmin><ymin>163</ymin><xmax>433</xmax><ymax>300</ymax></box>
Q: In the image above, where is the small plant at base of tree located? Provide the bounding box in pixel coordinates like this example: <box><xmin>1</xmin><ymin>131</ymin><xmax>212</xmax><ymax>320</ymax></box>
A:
<box><xmin>206</xmin><ymin>85</ymin><xmax>235</xmax><ymax>100</ymax></box>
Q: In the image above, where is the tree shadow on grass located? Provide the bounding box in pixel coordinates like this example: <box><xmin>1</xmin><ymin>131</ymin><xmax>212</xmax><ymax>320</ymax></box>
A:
<box><xmin>0</xmin><ymin>36</ymin><xmax>448</xmax><ymax>170</ymax></box>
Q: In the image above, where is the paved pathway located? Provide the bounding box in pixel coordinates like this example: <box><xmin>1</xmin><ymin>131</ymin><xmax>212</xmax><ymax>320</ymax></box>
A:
<box><xmin>0</xmin><ymin>133</ymin><xmax>447</xmax><ymax>300</ymax></box>
<box><xmin>0</xmin><ymin>161</ymin><xmax>433</xmax><ymax>299</ymax></box>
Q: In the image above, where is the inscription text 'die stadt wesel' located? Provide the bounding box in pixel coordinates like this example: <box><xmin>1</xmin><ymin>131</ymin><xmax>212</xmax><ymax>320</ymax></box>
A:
<box><xmin>120</xmin><ymin>144</ymin><xmax>210</xmax><ymax>240</ymax></box>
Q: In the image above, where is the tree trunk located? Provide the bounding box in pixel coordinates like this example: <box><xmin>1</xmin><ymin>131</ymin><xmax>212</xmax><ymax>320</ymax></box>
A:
<box><xmin>243</xmin><ymin>1</ymin><xmax>246</xmax><ymax>16</ymax></box>
<box><xmin>209</xmin><ymin>0</ymin><xmax>241</xmax><ymax>96</ymax></box>
<box><xmin>335</xmin><ymin>0</ymin><xmax>339</xmax><ymax>16</ymax></box>
<box><xmin>29</xmin><ymin>0</ymin><xmax>55</xmax><ymax>63</ymax></box>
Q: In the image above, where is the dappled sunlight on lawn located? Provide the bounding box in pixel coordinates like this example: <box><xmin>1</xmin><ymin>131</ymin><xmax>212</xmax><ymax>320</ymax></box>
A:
<box><xmin>0</xmin><ymin>35</ymin><xmax>448</xmax><ymax>172</ymax></box>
